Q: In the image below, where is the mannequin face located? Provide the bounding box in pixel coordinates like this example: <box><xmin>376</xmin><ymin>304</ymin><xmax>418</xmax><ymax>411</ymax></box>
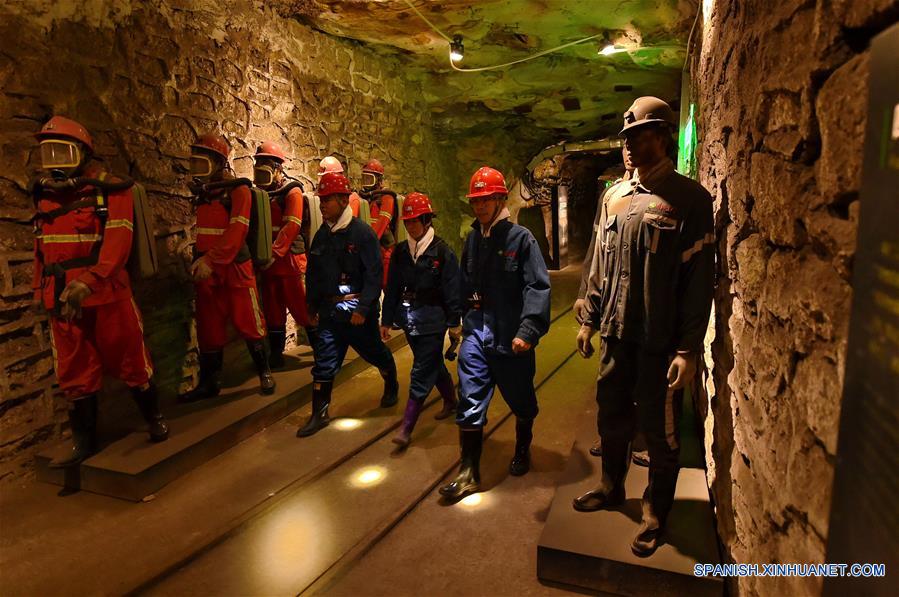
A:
<box><xmin>469</xmin><ymin>195</ymin><xmax>505</xmax><ymax>228</ymax></box>
<box><xmin>623</xmin><ymin>126</ymin><xmax>668</xmax><ymax>168</ymax></box>
<box><xmin>403</xmin><ymin>218</ymin><xmax>428</xmax><ymax>241</ymax></box>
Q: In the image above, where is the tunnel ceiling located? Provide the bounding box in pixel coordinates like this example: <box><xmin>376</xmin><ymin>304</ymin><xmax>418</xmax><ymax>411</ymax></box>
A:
<box><xmin>285</xmin><ymin>0</ymin><xmax>694</xmax><ymax>146</ymax></box>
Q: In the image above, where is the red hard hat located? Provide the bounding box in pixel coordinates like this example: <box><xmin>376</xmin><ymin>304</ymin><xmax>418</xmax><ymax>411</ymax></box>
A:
<box><xmin>401</xmin><ymin>192</ymin><xmax>435</xmax><ymax>220</ymax></box>
<box><xmin>317</xmin><ymin>172</ymin><xmax>352</xmax><ymax>197</ymax></box>
<box><xmin>466</xmin><ymin>166</ymin><xmax>508</xmax><ymax>198</ymax></box>
<box><xmin>191</xmin><ymin>132</ymin><xmax>230</xmax><ymax>160</ymax></box>
<box><xmin>35</xmin><ymin>116</ymin><xmax>93</xmax><ymax>151</ymax></box>
<box><xmin>362</xmin><ymin>158</ymin><xmax>385</xmax><ymax>175</ymax></box>
<box><xmin>318</xmin><ymin>156</ymin><xmax>344</xmax><ymax>175</ymax></box>
<box><xmin>255</xmin><ymin>141</ymin><xmax>287</xmax><ymax>162</ymax></box>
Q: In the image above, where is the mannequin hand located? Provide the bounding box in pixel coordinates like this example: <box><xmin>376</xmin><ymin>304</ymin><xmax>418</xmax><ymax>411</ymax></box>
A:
<box><xmin>667</xmin><ymin>353</ymin><xmax>698</xmax><ymax>390</ymax></box>
<box><xmin>576</xmin><ymin>324</ymin><xmax>595</xmax><ymax>358</ymax></box>
<box><xmin>512</xmin><ymin>337</ymin><xmax>532</xmax><ymax>354</ymax></box>
<box><xmin>190</xmin><ymin>257</ymin><xmax>213</xmax><ymax>280</ymax></box>
<box><xmin>380</xmin><ymin>325</ymin><xmax>391</xmax><ymax>341</ymax></box>
<box><xmin>350</xmin><ymin>312</ymin><xmax>365</xmax><ymax>326</ymax></box>
<box><xmin>448</xmin><ymin>326</ymin><xmax>462</xmax><ymax>342</ymax></box>
<box><xmin>573</xmin><ymin>298</ymin><xmax>588</xmax><ymax>324</ymax></box>
<box><xmin>59</xmin><ymin>280</ymin><xmax>91</xmax><ymax>320</ymax></box>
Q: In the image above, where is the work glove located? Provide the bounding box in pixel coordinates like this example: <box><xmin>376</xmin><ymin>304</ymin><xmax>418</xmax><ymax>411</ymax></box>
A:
<box><xmin>59</xmin><ymin>280</ymin><xmax>92</xmax><ymax>320</ymax></box>
<box><xmin>576</xmin><ymin>324</ymin><xmax>596</xmax><ymax>359</ymax></box>
<box><xmin>190</xmin><ymin>256</ymin><xmax>213</xmax><ymax>281</ymax></box>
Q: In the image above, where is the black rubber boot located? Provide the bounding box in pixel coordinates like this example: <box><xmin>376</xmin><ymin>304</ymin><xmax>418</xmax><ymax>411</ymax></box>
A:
<box><xmin>379</xmin><ymin>366</ymin><xmax>399</xmax><ymax>408</ymax></box>
<box><xmin>247</xmin><ymin>340</ymin><xmax>276</xmax><ymax>395</ymax></box>
<box><xmin>131</xmin><ymin>383</ymin><xmax>169</xmax><ymax>442</ymax></box>
<box><xmin>509</xmin><ymin>417</ymin><xmax>533</xmax><ymax>476</ymax></box>
<box><xmin>268</xmin><ymin>328</ymin><xmax>286</xmax><ymax>369</ymax></box>
<box><xmin>178</xmin><ymin>351</ymin><xmax>223</xmax><ymax>402</ymax></box>
<box><xmin>438</xmin><ymin>427</ymin><xmax>483</xmax><ymax>500</ymax></box>
<box><xmin>49</xmin><ymin>394</ymin><xmax>98</xmax><ymax>468</ymax></box>
<box><xmin>297</xmin><ymin>380</ymin><xmax>332</xmax><ymax>437</ymax></box>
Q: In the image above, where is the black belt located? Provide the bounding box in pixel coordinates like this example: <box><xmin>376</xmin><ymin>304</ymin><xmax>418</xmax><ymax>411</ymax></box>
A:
<box><xmin>402</xmin><ymin>289</ymin><xmax>443</xmax><ymax>306</ymax></box>
<box><xmin>42</xmin><ymin>255</ymin><xmax>99</xmax><ymax>316</ymax></box>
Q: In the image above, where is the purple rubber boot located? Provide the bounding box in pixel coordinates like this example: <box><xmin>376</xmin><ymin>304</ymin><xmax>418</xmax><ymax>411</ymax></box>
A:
<box><xmin>433</xmin><ymin>372</ymin><xmax>457</xmax><ymax>420</ymax></box>
<box><xmin>392</xmin><ymin>399</ymin><xmax>424</xmax><ymax>447</ymax></box>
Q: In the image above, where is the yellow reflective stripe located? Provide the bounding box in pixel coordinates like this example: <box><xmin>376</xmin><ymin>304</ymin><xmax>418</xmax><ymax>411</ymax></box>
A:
<box><xmin>249</xmin><ymin>287</ymin><xmax>265</xmax><ymax>337</ymax></box>
<box><xmin>230</xmin><ymin>215</ymin><xmax>250</xmax><ymax>226</ymax></box>
<box><xmin>130</xmin><ymin>297</ymin><xmax>154</xmax><ymax>379</ymax></box>
<box><xmin>283</xmin><ymin>215</ymin><xmax>302</xmax><ymax>226</ymax></box>
<box><xmin>196</xmin><ymin>227</ymin><xmax>226</xmax><ymax>235</ymax></box>
<box><xmin>681</xmin><ymin>233</ymin><xmax>716</xmax><ymax>263</ymax></box>
<box><xmin>48</xmin><ymin>324</ymin><xmax>60</xmax><ymax>374</ymax></box>
<box><xmin>39</xmin><ymin>233</ymin><xmax>102</xmax><ymax>243</ymax></box>
<box><xmin>105</xmin><ymin>219</ymin><xmax>134</xmax><ymax>231</ymax></box>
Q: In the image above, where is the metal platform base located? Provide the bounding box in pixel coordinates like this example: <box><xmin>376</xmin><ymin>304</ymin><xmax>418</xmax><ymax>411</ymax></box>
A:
<box><xmin>35</xmin><ymin>334</ymin><xmax>407</xmax><ymax>501</ymax></box>
<box><xmin>537</xmin><ymin>407</ymin><xmax>724</xmax><ymax>596</ymax></box>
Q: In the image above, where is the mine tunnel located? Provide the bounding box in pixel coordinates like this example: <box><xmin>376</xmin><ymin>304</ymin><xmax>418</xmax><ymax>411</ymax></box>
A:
<box><xmin>1</xmin><ymin>1</ymin><xmax>897</xmax><ymax>596</ymax></box>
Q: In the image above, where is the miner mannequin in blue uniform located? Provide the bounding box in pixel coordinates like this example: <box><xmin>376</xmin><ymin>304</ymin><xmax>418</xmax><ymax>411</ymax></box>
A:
<box><xmin>439</xmin><ymin>166</ymin><xmax>551</xmax><ymax>501</ymax></box>
<box><xmin>297</xmin><ymin>171</ymin><xmax>399</xmax><ymax>438</ymax></box>
<box><xmin>381</xmin><ymin>192</ymin><xmax>462</xmax><ymax>448</ymax></box>
<box><xmin>574</xmin><ymin>97</ymin><xmax>715</xmax><ymax>557</ymax></box>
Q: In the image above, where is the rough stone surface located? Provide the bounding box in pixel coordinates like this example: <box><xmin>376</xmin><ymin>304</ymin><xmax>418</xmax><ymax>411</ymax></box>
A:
<box><xmin>0</xmin><ymin>0</ymin><xmax>459</xmax><ymax>480</ymax></box>
<box><xmin>693</xmin><ymin>0</ymin><xmax>895</xmax><ymax>594</ymax></box>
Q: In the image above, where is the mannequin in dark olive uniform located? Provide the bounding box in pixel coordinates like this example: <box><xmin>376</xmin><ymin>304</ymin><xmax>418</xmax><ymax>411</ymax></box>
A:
<box><xmin>575</xmin><ymin>97</ymin><xmax>715</xmax><ymax>558</ymax></box>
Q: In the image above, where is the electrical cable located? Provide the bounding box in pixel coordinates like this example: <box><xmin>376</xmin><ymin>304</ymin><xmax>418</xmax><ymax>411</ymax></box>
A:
<box><xmin>402</xmin><ymin>0</ymin><xmax>604</xmax><ymax>72</ymax></box>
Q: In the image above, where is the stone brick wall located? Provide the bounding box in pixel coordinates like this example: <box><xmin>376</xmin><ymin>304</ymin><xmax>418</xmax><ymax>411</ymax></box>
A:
<box><xmin>0</xmin><ymin>0</ymin><xmax>458</xmax><ymax>480</ymax></box>
<box><xmin>693</xmin><ymin>0</ymin><xmax>898</xmax><ymax>594</ymax></box>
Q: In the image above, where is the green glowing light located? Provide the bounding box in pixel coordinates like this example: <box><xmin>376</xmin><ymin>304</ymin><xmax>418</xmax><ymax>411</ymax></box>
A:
<box><xmin>678</xmin><ymin>102</ymin><xmax>697</xmax><ymax>176</ymax></box>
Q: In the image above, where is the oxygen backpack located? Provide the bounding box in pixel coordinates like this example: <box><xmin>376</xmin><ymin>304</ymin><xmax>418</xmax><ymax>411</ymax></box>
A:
<box><xmin>32</xmin><ymin>173</ymin><xmax>159</xmax><ymax>280</ymax></box>
<box><xmin>203</xmin><ymin>178</ymin><xmax>272</xmax><ymax>266</ymax></box>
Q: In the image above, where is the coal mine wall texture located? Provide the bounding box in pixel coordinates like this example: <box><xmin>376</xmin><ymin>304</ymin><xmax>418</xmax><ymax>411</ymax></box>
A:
<box><xmin>693</xmin><ymin>0</ymin><xmax>898</xmax><ymax>594</ymax></box>
<box><xmin>0</xmin><ymin>0</ymin><xmax>461</xmax><ymax>481</ymax></box>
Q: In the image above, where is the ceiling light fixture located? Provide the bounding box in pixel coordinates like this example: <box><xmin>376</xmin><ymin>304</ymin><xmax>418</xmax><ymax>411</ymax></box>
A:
<box><xmin>598</xmin><ymin>37</ymin><xmax>626</xmax><ymax>55</ymax></box>
<box><xmin>402</xmin><ymin>0</ymin><xmax>604</xmax><ymax>73</ymax></box>
<box><xmin>450</xmin><ymin>35</ymin><xmax>464</xmax><ymax>62</ymax></box>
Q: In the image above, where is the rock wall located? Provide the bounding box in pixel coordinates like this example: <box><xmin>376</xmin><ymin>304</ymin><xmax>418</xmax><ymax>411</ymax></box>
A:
<box><xmin>0</xmin><ymin>0</ymin><xmax>459</xmax><ymax>480</ymax></box>
<box><xmin>693</xmin><ymin>0</ymin><xmax>898</xmax><ymax>594</ymax></box>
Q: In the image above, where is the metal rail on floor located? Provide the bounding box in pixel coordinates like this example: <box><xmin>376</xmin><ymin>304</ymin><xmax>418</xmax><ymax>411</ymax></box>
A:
<box><xmin>130</xmin><ymin>306</ymin><xmax>575</xmax><ymax>596</ymax></box>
